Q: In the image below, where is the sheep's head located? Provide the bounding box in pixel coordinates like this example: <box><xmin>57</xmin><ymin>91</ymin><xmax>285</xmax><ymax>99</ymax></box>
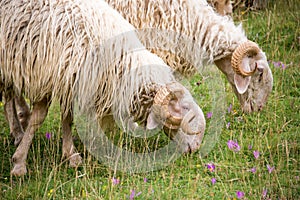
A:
<box><xmin>146</xmin><ymin>82</ymin><xmax>206</xmax><ymax>153</ymax></box>
<box><xmin>215</xmin><ymin>41</ymin><xmax>273</xmax><ymax>113</ymax></box>
<box><xmin>208</xmin><ymin>0</ymin><xmax>233</xmax><ymax>16</ymax></box>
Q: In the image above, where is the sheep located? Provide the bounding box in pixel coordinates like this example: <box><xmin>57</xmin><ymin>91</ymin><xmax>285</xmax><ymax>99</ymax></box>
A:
<box><xmin>0</xmin><ymin>0</ymin><xmax>205</xmax><ymax>176</ymax></box>
<box><xmin>3</xmin><ymin>0</ymin><xmax>272</xmax><ymax>155</ymax></box>
<box><xmin>207</xmin><ymin>0</ymin><xmax>233</xmax><ymax>16</ymax></box>
<box><xmin>105</xmin><ymin>0</ymin><xmax>273</xmax><ymax>113</ymax></box>
<box><xmin>3</xmin><ymin>0</ymin><xmax>271</xmax><ymax>158</ymax></box>
<box><xmin>236</xmin><ymin>0</ymin><xmax>268</xmax><ymax>10</ymax></box>
<box><xmin>0</xmin><ymin>3</ymin><xmax>231</xmax><ymax>150</ymax></box>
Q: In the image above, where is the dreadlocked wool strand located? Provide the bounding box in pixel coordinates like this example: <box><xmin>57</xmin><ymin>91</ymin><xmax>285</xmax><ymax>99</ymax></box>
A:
<box><xmin>106</xmin><ymin>0</ymin><xmax>247</xmax><ymax>75</ymax></box>
<box><xmin>0</xmin><ymin>0</ymin><xmax>175</xmax><ymax>122</ymax></box>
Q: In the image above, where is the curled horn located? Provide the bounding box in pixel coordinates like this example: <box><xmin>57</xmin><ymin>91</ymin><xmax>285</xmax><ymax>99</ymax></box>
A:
<box><xmin>181</xmin><ymin>110</ymin><xmax>201</xmax><ymax>135</ymax></box>
<box><xmin>152</xmin><ymin>84</ymin><xmax>182</xmax><ymax>130</ymax></box>
<box><xmin>231</xmin><ymin>41</ymin><xmax>260</xmax><ymax>77</ymax></box>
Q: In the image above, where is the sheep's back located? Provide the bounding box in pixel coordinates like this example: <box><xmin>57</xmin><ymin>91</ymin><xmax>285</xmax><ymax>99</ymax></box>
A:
<box><xmin>0</xmin><ymin>0</ymin><xmax>136</xmax><ymax>104</ymax></box>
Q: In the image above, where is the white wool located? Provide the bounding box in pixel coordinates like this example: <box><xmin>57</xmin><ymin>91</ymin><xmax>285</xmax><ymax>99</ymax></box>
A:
<box><xmin>106</xmin><ymin>0</ymin><xmax>248</xmax><ymax>71</ymax></box>
<box><xmin>0</xmin><ymin>0</ymin><xmax>176</xmax><ymax>122</ymax></box>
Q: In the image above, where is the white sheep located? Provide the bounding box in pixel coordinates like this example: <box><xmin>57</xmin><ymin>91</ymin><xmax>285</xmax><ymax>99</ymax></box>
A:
<box><xmin>0</xmin><ymin>0</ymin><xmax>205</xmax><ymax>176</ymax></box>
<box><xmin>3</xmin><ymin>0</ymin><xmax>272</xmax><ymax>159</ymax></box>
<box><xmin>106</xmin><ymin>0</ymin><xmax>273</xmax><ymax>113</ymax></box>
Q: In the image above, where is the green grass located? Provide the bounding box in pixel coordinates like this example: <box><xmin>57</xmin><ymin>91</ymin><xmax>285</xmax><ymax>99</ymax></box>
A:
<box><xmin>0</xmin><ymin>1</ymin><xmax>299</xmax><ymax>199</ymax></box>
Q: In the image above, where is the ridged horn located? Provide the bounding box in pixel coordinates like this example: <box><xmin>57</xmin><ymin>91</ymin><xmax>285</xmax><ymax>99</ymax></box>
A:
<box><xmin>152</xmin><ymin>84</ymin><xmax>182</xmax><ymax>130</ymax></box>
<box><xmin>231</xmin><ymin>41</ymin><xmax>260</xmax><ymax>77</ymax></box>
<box><xmin>181</xmin><ymin>110</ymin><xmax>201</xmax><ymax>135</ymax></box>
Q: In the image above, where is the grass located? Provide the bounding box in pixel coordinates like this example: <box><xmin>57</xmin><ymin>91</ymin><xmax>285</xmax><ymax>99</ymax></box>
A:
<box><xmin>0</xmin><ymin>1</ymin><xmax>299</xmax><ymax>199</ymax></box>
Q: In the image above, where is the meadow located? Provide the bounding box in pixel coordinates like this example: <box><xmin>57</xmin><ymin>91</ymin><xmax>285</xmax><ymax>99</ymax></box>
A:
<box><xmin>0</xmin><ymin>0</ymin><xmax>299</xmax><ymax>199</ymax></box>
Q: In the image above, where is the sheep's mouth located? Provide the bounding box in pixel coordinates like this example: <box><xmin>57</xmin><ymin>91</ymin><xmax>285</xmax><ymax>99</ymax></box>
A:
<box><xmin>165</xmin><ymin>128</ymin><xmax>203</xmax><ymax>154</ymax></box>
<box><xmin>242</xmin><ymin>100</ymin><xmax>254</xmax><ymax>113</ymax></box>
<box><xmin>245</xmin><ymin>100</ymin><xmax>264</xmax><ymax>113</ymax></box>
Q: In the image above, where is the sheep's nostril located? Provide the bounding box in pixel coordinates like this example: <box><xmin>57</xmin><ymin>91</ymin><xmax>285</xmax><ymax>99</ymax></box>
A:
<box><xmin>257</xmin><ymin>67</ymin><xmax>264</xmax><ymax>73</ymax></box>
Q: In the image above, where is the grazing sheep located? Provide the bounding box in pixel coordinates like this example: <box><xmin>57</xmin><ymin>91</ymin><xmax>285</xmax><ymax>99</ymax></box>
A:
<box><xmin>106</xmin><ymin>0</ymin><xmax>273</xmax><ymax>113</ymax></box>
<box><xmin>0</xmin><ymin>0</ymin><xmax>205</xmax><ymax>176</ymax></box>
<box><xmin>207</xmin><ymin>0</ymin><xmax>233</xmax><ymax>15</ymax></box>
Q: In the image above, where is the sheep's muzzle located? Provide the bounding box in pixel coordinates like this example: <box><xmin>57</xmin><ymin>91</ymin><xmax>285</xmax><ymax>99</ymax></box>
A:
<box><xmin>181</xmin><ymin>109</ymin><xmax>202</xmax><ymax>135</ymax></box>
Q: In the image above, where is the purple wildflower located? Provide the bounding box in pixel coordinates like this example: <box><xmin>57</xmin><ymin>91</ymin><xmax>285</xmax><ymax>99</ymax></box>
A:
<box><xmin>236</xmin><ymin>191</ymin><xmax>245</xmax><ymax>199</ymax></box>
<box><xmin>45</xmin><ymin>132</ymin><xmax>51</xmax><ymax>140</ymax></box>
<box><xmin>112</xmin><ymin>177</ymin><xmax>120</xmax><ymax>185</ymax></box>
<box><xmin>211</xmin><ymin>177</ymin><xmax>216</xmax><ymax>185</ymax></box>
<box><xmin>262</xmin><ymin>189</ymin><xmax>268</xmax><ymax>198</ymax></box>
<box><xmin>226</xmin><ymin>122</ymin><xmax>230</xmax><ymax>129</ymax></box>
<box><xmin>129</xmin><ymin>190</ymin><xmax>135</xmax><ymax>200</ymax></box>
<box><xmin>129</xmin><ymin>190</ymin><xmax>141</xmax><ymax>200</ymax></box>
<box><xmin>250</xmin><ymin>167</ymin><xmax>257</xmax><ymax>174</ymax></box>
<box><xmin>272</xmin><ymin>61</ymin><xmax>287</xmax><ymax>69</ymax></box>
<box><xmin>207</xmin><ymin>163</ymin><xmax>215</xmax><ymax>172</ymax></box>
<box><xmin>143</xmin><ymin>177</ymin><xmax>148</xmax><ymax>182</ymax></box>
<box><xmin>227</xmin><ymin>140</ymin><xmax>241</xmax><ymax>152</ymax></box>
<box><xmin>267</xmin><ymin>165</ymin><xmax>275</xmax><ymax>174</ymax></box>
<box><xmin>228</xmin><ymin>104</ymin><xmax>232</xmax><ymax>113</ymax></box>
<box><xmin>248</xmin><ymin>145</ymin><xmax>253</xmax><ymax>150</ymax></box>
<box><xmin>273</xmin><ymin>61</ymin><xmax>281</xmax><ymax>68</ymax></box>
<box><xmin>253</xmin><ymin>150</ymin><xmax>260</xmax><ymax>159</ymax></box>
<box><xmin>206</xmin><ymin>112</ymin><xmax>213</xmax><ymax>119</ymax></box>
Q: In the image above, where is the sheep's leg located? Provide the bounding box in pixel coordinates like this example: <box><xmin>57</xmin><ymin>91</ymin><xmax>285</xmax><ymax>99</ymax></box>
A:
<box><xmin>61</xmin><ymin>109</ymin><xmax>82</xmax><ymax>167</ymax></box>
<box><xmin>11</xmin><ymin>97</ymin><xmax>50</xmax><ymax>176</ymax></box>
<box><xmin>4</xmin><ymin>91</ymin><xmax>24</xmax><ymax>146</ymax></box>
<box><xmin>15</xmin><ymin>96</ymin><xmax>31</xmax><ymax>130</ymax></box>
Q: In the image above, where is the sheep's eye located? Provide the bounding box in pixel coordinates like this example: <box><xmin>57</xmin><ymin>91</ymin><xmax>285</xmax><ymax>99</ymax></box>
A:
<box><xmin>181</xmin><ymin>103</ymin><xmax>190</xmax><ymax>111</ymax></box>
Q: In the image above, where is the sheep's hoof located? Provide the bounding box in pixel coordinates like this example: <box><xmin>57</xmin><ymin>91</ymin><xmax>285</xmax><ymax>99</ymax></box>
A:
<box><xmin>69</xmin><ymin>153</ymin><xmax>82</xmax><ymax>168</ymax></box>
<box><xmin>11</xmin><ymin>163</ymin><xmax>27</xmax><ymax>176</ymax></box>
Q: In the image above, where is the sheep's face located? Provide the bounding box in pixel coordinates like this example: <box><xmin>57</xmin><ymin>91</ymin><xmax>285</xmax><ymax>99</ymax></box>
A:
<box><xmin>234</xmin><ymin>53</ymin><xmax>273</xmax><ymax>112</ymax></box>
<box><xmin>146</xmin><ymin>82</ymin><xmax>206</xmax><ymax>153</ymax></box>
<box><xmin>215</xmin><ymin>42</ymin><xmax>273</xmax><ymax>113</ymax></box>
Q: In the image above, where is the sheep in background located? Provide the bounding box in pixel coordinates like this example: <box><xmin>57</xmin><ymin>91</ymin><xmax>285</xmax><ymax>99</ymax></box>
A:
<box><xmin>0</xmin><ymin>0</ymin><xmax>205</xmax><ymax>176</ymax></box>
<box><xmin>207</xmin><ymin>0</ymin><xmax>233</xmax><ymax>16</ymax></box>
<box><xmin>234</xmin><ymin>0</ymin><xmax>268</xmax><ymax>10</ymax></box>
<box><xmin>106</xmin><ymin>0</ymin><xmax>273</xmax><ymax>113</ymax></box>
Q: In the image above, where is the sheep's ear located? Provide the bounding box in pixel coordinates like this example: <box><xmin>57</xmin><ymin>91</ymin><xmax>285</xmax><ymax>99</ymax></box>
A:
<box><xmin>233</xmin><ymin>57</ymin><xmax>253</xmax><ymax>94</ymax></box>
<box><xmin>146</xmin><ymin>112</ymin><xmax>160</xmax><ymax>130</ymax></box>
<box><xmin>234</xmin><ymin>74</ymin><xmax>251</xmax><ymax>94</ymax></box>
